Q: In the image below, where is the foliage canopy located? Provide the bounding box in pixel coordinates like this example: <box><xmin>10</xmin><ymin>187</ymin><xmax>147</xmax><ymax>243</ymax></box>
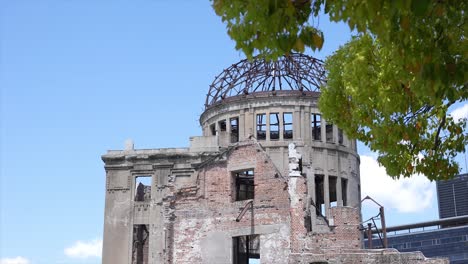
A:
<box><xmin>212</xmin><ymin>0</ymin><xmax>467</xmax><ymax>180</ymax></box>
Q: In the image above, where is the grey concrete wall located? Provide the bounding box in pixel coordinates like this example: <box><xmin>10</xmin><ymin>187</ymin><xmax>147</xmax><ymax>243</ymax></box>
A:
<box><xmin>102</xmin><ymin>169</ymin><xmax>132</xmax><ymax>264</ymax></box>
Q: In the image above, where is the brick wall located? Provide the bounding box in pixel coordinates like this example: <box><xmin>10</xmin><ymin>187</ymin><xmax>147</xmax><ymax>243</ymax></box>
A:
<box><xmin>171</xmin><ymin>141</ymin><xmax>292</xmax><ymax>263</ymax></box>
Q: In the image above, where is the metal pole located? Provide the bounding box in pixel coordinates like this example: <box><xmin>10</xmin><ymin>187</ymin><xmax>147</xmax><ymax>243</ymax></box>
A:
<box><xmin>380</xmin><ymin>207</ymin><xmax>388</xmax><ymax>248</ymax></box>
<box><xmin>236</xmin><ymin>200</ymin><xmax>253</xmax><ymax>222</ymax></box>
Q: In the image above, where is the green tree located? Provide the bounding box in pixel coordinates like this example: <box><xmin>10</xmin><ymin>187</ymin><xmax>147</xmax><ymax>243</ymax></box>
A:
<box><xmin>212</xmin><ymin>0</ymin><xmax>467</xmax><ymax>180</ymax></box>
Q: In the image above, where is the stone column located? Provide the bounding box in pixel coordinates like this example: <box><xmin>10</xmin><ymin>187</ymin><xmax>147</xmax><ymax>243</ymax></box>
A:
<box><xmin>324</xmin><ymin>173</ymin><xmax>330</xmax><ymax>218</ymax></box>
<box><xmin>266</xmin><ymin>111</ymin><xmax>270</xmax><ymax>141</ymax></box>
<box><xmin>279</xmin><ymin>111</ymin><xmax>284</xmax><ymax>140</ymax></box>
<box><xmin>304</xmin><ymin>107</ymin><xmax>311</xmax><ymax>143</ymax></box>
<box><xmin>239</xmin><ymin>109</ymin><xmax>245</xmax><ymax>141</ymax></box>
<box><xmin>321</xmin><ymin>119</ymin><xmax>326</xmax><ymax>143</ymax></box>
<box><xmin>337</xmin><ymin>154</ymin><xmax>343</xmax><ymax>206</ymax></box>
<box><xmin>294</xmin><ymin>106</ymin><xmax>301</xmax><ymax>140</ymax></box>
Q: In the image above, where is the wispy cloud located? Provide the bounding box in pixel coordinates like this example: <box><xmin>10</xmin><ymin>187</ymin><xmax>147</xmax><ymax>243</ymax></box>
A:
<box><xmin>64</xmin><ymin>239</ymin><xmax>102</xmax><ymax>259</ymax></box>
<box><xmin>360</xmin><ymin>155</ymin><xmax>435</xmax><ymax>213</ymax></box>
<box><xmin>450</xmin><ymin>103</ymin><xmax>468</xmax><ymax>123</ymax></box>
<box><xmin>0</xmin><ymin>257</ymin><xmax>30</xmax><ymax>264</ymax></box>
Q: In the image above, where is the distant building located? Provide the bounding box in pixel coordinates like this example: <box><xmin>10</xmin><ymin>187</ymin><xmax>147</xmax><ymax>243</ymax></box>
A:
<box><xmin>437</xmin><ymin>173</ymin><xmax>468</xmax><ymax>219</ymax></box>
<box><xmin>365</xmin><ymin>174</ymin><xmax>468</xmax><ymax>264</ymax></box>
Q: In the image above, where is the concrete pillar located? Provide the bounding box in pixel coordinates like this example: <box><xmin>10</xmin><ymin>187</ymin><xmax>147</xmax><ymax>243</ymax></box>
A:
<box><xmin>239</xmin><ymin>109</ymin><xmax>245</xmax><ymax>140</ymax></box>
<box><xmin>246</xmin><ymin>108</ymin><xmax>254</xmax><ymax>137</ymax></box>
<box><xmin>333</xmin><ymin>124</ymin><xmax>338</xmax><ymax>145</ymax></box>
<box><xmin>102</xmin><ymin>170</ymin><xmax>133</xmax><ymax>264</ymax></box>
<box><xmin>293</xmin><ymin>106</ymin><xmax>301</xmax><ymax>140</ymax></box>
<box><xmin>300</xmin><ymin>107</ymin><xmax>306</xmax><ymax>142</ymax></box>
<box><xmin>266</xmin><ymin>111</ymin><xmax>270</xmax><ymax>141</ymax></box>
<box><xmin>337</xmin><ymin>151</ymin><xmax>343</xmax><ymax>206</ymax></box>
<box><xmin>221</xmin><ymin>118</ymin><xmax>228</xmax><ymax>145</ymax></box>
<box><xmin>227</xmin><ymin>117</ymin><xmax>232</xmax><ymax>142</ymax></box>
<box><xmin>321</xmin><ymin>118</ymin><xmax>326</xmax><ymax>143</ymax></box>
<box><xmin>279</xmin><ymin>111</ymin><xmax>284</xmax><ymax>140</ymax></box>
<box><xmin>305</xmin><ymin>167</ymin><xmax>315</xmax><ymax>228</ymax></box>
<box><xmin>304</xmin><ymin>107</ymin><xmax>311</xmax><ymax>143</ymax></box>
<box><xmin>214</xmin><ymin>120</ymin><xmax>220</xmax><ymax>146</ymax></box>
<box><xmin>152</xmin><ymin>168</ymin><xmax>171</xmax><ymax>264</ymax></box>
<box><xmin>324</xmin><ymin>173</ymin><xmax>330</xmax><ymax>218</ymax></box>
<box><xmin>337</xmin><ymin>175</ymin><xmax>343</xmax><ymax>207</ymax></box>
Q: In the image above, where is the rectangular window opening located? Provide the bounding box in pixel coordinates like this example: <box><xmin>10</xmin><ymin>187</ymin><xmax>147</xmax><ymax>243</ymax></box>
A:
<box><xmin>210</xmin><ymin>123</ymin><xmax>216</xmax><ymax>136</ymax></box>
<box><xmin>326</xmin><ymin>123</ymin><xmax>334</xmax><ymax>143</ymax></box>
<box><xmin>270</xmin><ymin>113</ymin><xmax>279</xmax><ymax>140</ymax></box>
<box><xmin>132</xmin><ymin>224</ymin><xmax>149</xmax><ymax>264</ymax></box>
<box><xmin>315</xmin><ymin>175</ymin><xmax>324</xmax><ymax>216</ymax></box>
<box><xmin>235</xmin><ymin>170</ymin><xmax>254</xmax><ymax>201</ymax></box>
<box><xmin>135</xmin><ymin>176</ymin><xmax>152</xmax><ymax>202</ymax></box>
<box><xmin>219</xmin><ymin>120</ymin><xmax>227</xmax><ymax>131</ymax></box>
<box><xmin>342</xmin><ymin>178</ymin><xmax>348</xmax><ymax>206</ymax></box>
<box><xmin>311</xmin><ymin>114</ymin><xmax>321</xmax><ymax>141</ymax></box>
<box><xmin>233</xmin><ymin>235</ymin><xmax>260</xmax><ymax>264</ymax></box>
<box><xmin>283</xmin><ymin>112</ymin><xmax>293</xmax><ymax>139</ymax></box>
<box><xmin>329</xmin><ymin>176</ymin><xmax>337</xmax><ymax>208</ymax></box>
<box><xmin>231</xmin><ymin>117</ymin><xmax>239</xmax><ymax>143</ymax></box>
<box><xmin>338</xmin><ymin>128</ymin><xmax>343</xmax><ymax>145</ymax></box>
<box><xmin>256</xmin><ymin>114</ymin><xmax>266</xmax><ymax>140</ymax></box>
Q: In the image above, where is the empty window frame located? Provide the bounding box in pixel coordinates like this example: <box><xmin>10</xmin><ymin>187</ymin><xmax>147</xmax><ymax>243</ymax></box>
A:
<box><xmin>210</xmin><ymin>123</ymin><xmax>216</xmax><ymax>136</ymax></box>
<box><xmin>132</xmin><ymin>224</ymin><xmax>149</xmax><ymax>264</ymax></box>
<box><xmin>270</xmin><ymin>113</ymin><xmax>280</xmax><ymax>140</ymax></box>
<box><xmin>326</xmin><ymin>123</ymin><xmax>334</xmax><ymax>143</ymax></box>
<box><xmin>338</xmin><ymin>128</ymin><xmax>344</xmax><ymax>145</ymax></box>
<box><xmin>135</xmin><ymin>176</ymin><xmax>152</xmax><ymax>202</ymax></box>
<box><xmin>235</xmin><ymin>170</ymin><xmax>254</xmax><ymax>201</ymax></box>
<box><xmin>256</xmin><ymin>114</ymin><xmax>266</xmax><ymax>140</ymax></box>
<box><xmin>315</xmin><ymin>175</ymin><xmax>325</xmax><ymax>216</ymax></box>
<box><xmin>233</xmin><ymin>235</ymin><xmax>260</xmax><ymax>264</ymax></box>
<box><xmin>283</xmin><ymin>112</ymin><xmax>293</xmax><ymax>139</ymax></box>
<box><xmin>219</xmin><ymin>120</ymin><xmax>227</xmax><ymax>131</ymax></box>
<box><xmin>341</xmin><ymin>178</ymin><xmax>348</xmax><ymax>206</ymax></box>
<box><xmin>329</xmin><ymin>176</ymin><xmax>337</xmax><ymax>208</ymax></box>
<box><xmin>231</xmin><ymin>117</ymin><xmax>239</xmax><ymax>143</ymax></box>
<box><xmin>311</xmin><ymin>114</ymin><xmax>321</xmax><ymax>141</ymax></box>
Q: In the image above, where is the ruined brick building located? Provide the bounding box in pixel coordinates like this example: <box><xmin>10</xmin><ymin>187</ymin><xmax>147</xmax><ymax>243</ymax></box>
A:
<box><xmin>102</xmin><ymin>54</ymin><xmax>447</xmax><ymax>264</ymax></box>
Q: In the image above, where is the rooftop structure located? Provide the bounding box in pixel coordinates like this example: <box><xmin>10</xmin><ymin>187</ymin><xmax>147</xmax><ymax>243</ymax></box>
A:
<box><xmin>205</xmin><ymin>53</ymin><xmax>325</xmax><ymax>107</ymax></box>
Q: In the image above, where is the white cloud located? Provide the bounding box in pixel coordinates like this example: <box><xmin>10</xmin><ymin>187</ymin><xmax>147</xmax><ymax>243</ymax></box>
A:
<box><xmin>0</xmin><ymin>257</ymin><xmax>30</xmax><ymax>264</ymax></box>
<box><xmin>450</xmin><ymin>103</ymin><xmax>468</xmax><ymax>123</ymax></box>
<box><xmin>64</xmin><ymin>239</ymin><xmax>102</xmax><ymax>259</ymax></box>
<box><xmin>360</xmin><ymin>155</ymin><xmax>435</xmax><ymax>213</ymax></box>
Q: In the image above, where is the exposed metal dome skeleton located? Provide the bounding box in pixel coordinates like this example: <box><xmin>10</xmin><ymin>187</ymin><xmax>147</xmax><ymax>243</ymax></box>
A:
<box><xmin>205</xmin><ymin>53</ymin><xmax>326</xmax><ymax>108</ymax></box>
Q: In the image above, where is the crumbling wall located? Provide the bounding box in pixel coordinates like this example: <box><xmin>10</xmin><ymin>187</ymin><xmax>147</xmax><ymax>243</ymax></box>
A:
<box><xmin>302</xmin><ymin>206</ymin><xmax>361</xmax><ymax>253</ymax></box>
<box><xmin>172</xmin><ymin>141</ymin><xmax>291</xmax><ymax>264</ymax></box>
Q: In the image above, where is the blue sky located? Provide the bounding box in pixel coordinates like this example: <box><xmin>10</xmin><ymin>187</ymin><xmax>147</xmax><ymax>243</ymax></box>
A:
<box><xmin>1</xmin><ymin>1</ymin><xmax>467</xmax><ymax>264</ymax></box>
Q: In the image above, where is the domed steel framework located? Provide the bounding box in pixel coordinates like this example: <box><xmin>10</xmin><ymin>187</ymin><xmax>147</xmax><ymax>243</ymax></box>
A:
<box><xmin>205</xmin><ymin>53</ymin><xmax>326</xmax><ymax>108</ymax></box>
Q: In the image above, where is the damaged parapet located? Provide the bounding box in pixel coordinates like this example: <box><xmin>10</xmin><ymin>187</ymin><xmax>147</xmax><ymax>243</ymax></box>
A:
<box><xmin>102</xmin><ymin>53</ymin><xmax>448</xmax><ymax>264</ymax></box>
<box><xmin>288</xmin><ymin>143</ymin><xmax>302</xmax><ymax>177</ymax></box>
